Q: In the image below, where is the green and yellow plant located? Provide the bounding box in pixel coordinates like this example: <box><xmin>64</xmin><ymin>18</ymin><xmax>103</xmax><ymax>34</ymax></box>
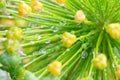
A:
<box><xmin>0</xmin><ymin>0</ymin><xmax>120</xmax><ymax>80</ymax></box>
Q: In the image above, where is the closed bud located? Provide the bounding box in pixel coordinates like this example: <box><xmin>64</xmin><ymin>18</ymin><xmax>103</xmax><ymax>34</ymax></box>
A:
<box><xmin>48</xmin><ymin>61</ymin><xmax>62</xmax><ymax>76</ymax></box>
<box><xmin>18</xmin><ymin>2</ymin><xmax>32</xmax><ymax>16</ymax></box>
<box><xmin>55</xmin><ymin>0</ymin><xmax>66</xmax><ymax>4</ymax></box>
<box><xmin>31</xmin><ymin>0</ymin><xmax>43</xmax><ymax>12</ymax></box>
<box><xmin>4</xmin><ymin>39</ymin><xmax>19</xmax><ymax>54</ymax></box>
<box><xmin>62</xmin><ymin>32</ymin><xmax>77</xmax><ymax>48</ymax></box>
<box><xmin>106</xmin><ymin>23</ymin><xmax>120</xmax><ymax>42</ymax></box>
<box><xmin>6</xmin><ymin>27</ymin><xmax>23</xmax><ymax>40</ymax></box>
<box><xmin>92</xmin><ymin>54</ymin><xmax>107</xmax><ymax>70</ymax></box>
<box><xmin>75</xmin><ymin>10</ymin><xmax>86</xmax><ymax>23</ymax></box>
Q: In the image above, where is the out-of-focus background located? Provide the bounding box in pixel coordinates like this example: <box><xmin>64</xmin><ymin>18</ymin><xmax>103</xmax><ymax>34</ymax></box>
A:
<box><xmin>0</xmin><ymin>70</ymin><xmax>11</xmax><ymax>80</ymax></box>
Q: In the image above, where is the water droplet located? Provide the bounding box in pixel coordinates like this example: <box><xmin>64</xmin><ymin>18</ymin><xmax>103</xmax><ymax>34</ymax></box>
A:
<box><xmin>66</xmin><ymin>49</ymin><xmax>70</xmax><ymax>52</ymax></box>
<box><xmin>59</xmin><ymin>21</ymin><xmax>66</xmax><ymax>26</ymax></box>
<box><xmin>71</xmin><ymin>31</ymin><xmax>75</xmax><ymax>34</ymax></box>
<box><xmin>51</xmin><ymin>26</ymin><xmax>59</xmax><ymax>33</ymax></box>
<box><xmin>112</xmin><ymin>64</ymin><xmax>115</xmax><ymax>68</ymax></box>
<box><xmin>45</xmin><ymin>40</ymin><xmax>51</xmax><ymax>44</ymax></box>
<box><xmin>35</xmin><ymin>34</ymin><xmax>41</xmax><ymax>40</ymax></box>
<box><xmin>30</xmin><ymin>41</ymin><xmax>35</xmax><ymax>44</ymax></box>
<box><xmin>81</xmin><ymin>51</ymin><xmax>87</xmax><ymax>59</ymax></box>
<box><xmin>40</xmin><ymin>49</ymin><xmax>46</xmax><ymax>54</ymax></box>
<box><xmin>17</xmin><ymin>48</ymin><xmax>26</xmax><ymax>56</ymax></box>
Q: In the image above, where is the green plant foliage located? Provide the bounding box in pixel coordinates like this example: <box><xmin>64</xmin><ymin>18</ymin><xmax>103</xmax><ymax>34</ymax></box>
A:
<box><xmin>0</xmin><ymin>0</ymin><xmax>120</xmax><ymax>80</ymax></box>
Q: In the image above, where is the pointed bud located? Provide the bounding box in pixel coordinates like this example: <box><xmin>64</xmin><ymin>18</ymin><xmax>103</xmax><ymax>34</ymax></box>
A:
<box><xmin>31</xmin><ymin>0</ymin><xmax>43</xmax><ymax>12</ymax></box>
<box><xmin>92</xmin><ymin>54</ymin><xmax>107</xmax><ymax>70</ymax></box>
<box><xmin>62</xmin><ymin>32</ymin><xmax>77</xmax><ymax>48</ymax></box>
<box><xmin>48</xmin><ymin>61</ymin><xmax>62</xmax><ymax>76</ymax></box>
<box><xmin>18</xmin><ymin>2</ymin><xmax>32</xmax><ymax>16</ymax></box>
<box><xmin>75</xmin><ymin>10</ymin><xmax>86</xmax><ymax>23</ymax></box>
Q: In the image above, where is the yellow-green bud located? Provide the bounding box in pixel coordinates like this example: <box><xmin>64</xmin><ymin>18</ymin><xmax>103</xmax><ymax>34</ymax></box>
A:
<box><xmin>18</xmin><ymin>2</ymin><xmax>32</xmax><ymax>16</ymax></box>
<box><xmin>92</xmin><ymin>54</ymin><xmax>107</xmax><ymax>70</ymax></box>
<box><xmin>62</xmin><ymin>32</ymin><xmax>77</xmax><ymax>48</ymax></box>
<box><xmin>75</xmin><ymin>10</ymin><xmax>86</xmax><ymax>23</ymax></box>
<box><xmin>48</xmin><ymin>61</ymin><xmax>62</xmax><ymax>76</ymax></box>
<box><xmin>4</xmin><ymin>39</ymin><xmax>19</xmax><ymax>54</ymax></box>
<box><xmin>31</xmin><ymin>0</ymin><xmax>43</xmax><ymax>12</ymax></box>
<box><xmin>106</xmin><ymin>23</ymin><xmax>120</xmax><ymax>42</ymax></box>
<box><xmin>6</xmin><ymin>27</ymin><xmax>23</xmax><ymax>40</ymax></box>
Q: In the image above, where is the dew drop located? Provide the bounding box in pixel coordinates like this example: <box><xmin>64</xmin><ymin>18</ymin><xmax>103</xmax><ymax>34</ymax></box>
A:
<box><xmin>45</xmin><ymin>40</ymin><xmax>51</xmax><ymax>44</ymax></box>
<box><xmin>40</xmin><ymin>49</ymin><xmax>46</xmax><ymax>54</ymax></box>
<box><xmin>112</xmin><ymin>64</ymin><xmax>115</xmax><ymax>68</ymax></box>
<box><xmin>30</xmin><ymin>41</ymin><xmax>35</xmax><ymax>44</ymax></box>
<box><xmin>81</xmin><ymin>51</ymin><xmax>87</xmax><ymax>59</ymax></box>
<box><xmin>35</xmin><ymin>34</ymin><xmax>41</xmax><ymax>40</ymax></box>
<box><xmin>51</xmin><ymin>26</ymin><xmax>59</xmax><ymax>33</ymax></box>
<box><xmin>66</xmin><ymin>49</ymin><xmax>70</xmax><ymax>52</ymax></box>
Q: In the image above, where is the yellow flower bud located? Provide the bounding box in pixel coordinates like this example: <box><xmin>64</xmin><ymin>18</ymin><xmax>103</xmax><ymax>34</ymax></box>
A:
<box><xmin>75</xmin><ymin>10</ymin><xmax>86</xmax><ymax>23</ymax></box>
<box><xmin>31</xmin><ymin>0</ymin><xmax>43</xmax><ymax>12</ymax></box>
<box><xmin>55</xmin><ymin>0</ymin><xmax>66</xmax><ymax>4</ymax></box>
<box><xmin>106</xmin><ymin>23</ymin><xmax>120</xmax><ymax>41</ymax></box>
<box><xmin>92</xmin><ymin>54</ymin><xmax>107</xmax><ymax>70</ymax></box>
<box><xmin>62</xmin><ymin>32</ymin><xmax>77</xmax><ymax>48</ymax></box>
<box><xmin>18</xmin><ymin>2</ymin><xmax>32</xmax><ymax>16</ymax></box>
<box><xmin>4</xmin><ymin>39</ymin><xmax>19</xmax><ymax>54</ymax></box>
<box><xmin>48</xmin><ymin>61</ymin><xmax>62</xmax><ymax>76</ymax></box>
<box><xmin>6</xmin><ymin>27</ymin><xmax>23</xmax><ymax>40</ymax></box>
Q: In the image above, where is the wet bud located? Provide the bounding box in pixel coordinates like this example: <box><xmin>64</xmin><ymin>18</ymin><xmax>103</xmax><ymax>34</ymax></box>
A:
<box><xmin>48</xmin><ymin>61</ymin><xmax>62</xmax><ymax>76</ymax></box>
<box><xmin>75</xmin><ymin>10</ymin><xmax>86</xmax><ymax>23</ymax></box>
<box><xmin>4</xmin><ymin>39</ymin><xmax>19</xmax><ymax>54</ymax></box>
<box><xmin>6</xmin><ymin>27</ymin><xmax>23</xmax><ymax>40</ymax></box>
<box><xmin>62</xmin><ymin>32</ymin><xmax>77</xmax><ymax>48</ymax></box>
<box><xmin>106</xmin><ymin>23</ymin><xmax>120</xmax><ymax>42</ymax></box>
<box><xmin>18</xmin><ymin>2</ymin><xmax>32</xmax><ymax>16</ymax></box>
<box><xmin>116</xmin><ymin>65</ymin><xmax>120</xmax><ymax>78</ymax></box>
<box><xmin>31</xmin><ymin>0</ymin><xmax>43</xmax><ymax>12</ymax></box>
<box><xmin>92</xmin><ymin>54</ymin><xmax>107</xmax><ymax>70</ymax></box>
<box><xmin>55</xmin><ymin>0</ymin><xmax>66</xmax><ymax>4</ymax></box>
